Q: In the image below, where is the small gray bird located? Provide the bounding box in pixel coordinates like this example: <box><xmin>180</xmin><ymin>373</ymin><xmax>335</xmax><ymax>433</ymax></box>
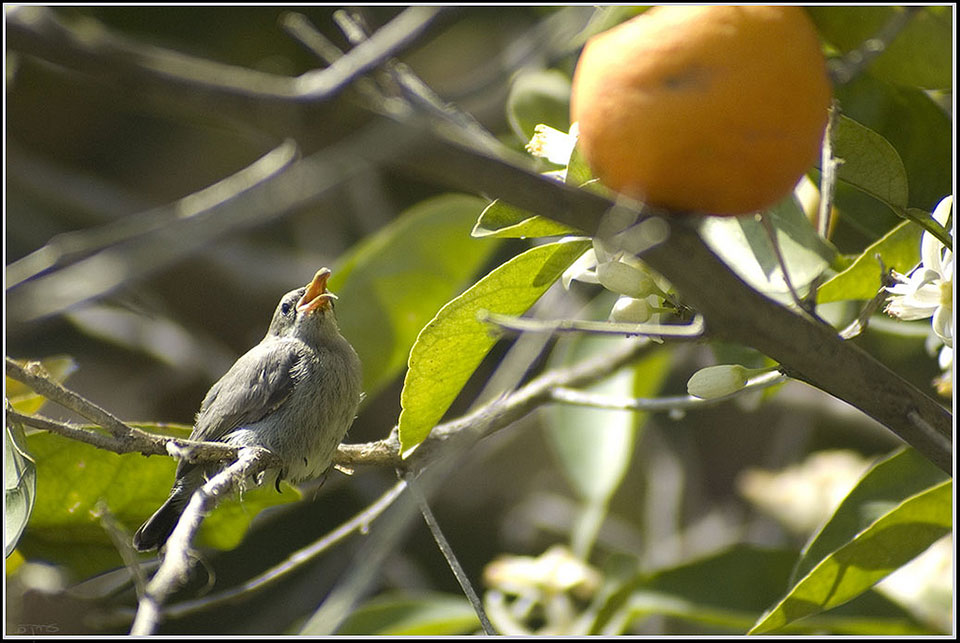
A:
<box><xmin>133</xmin><ymin>268</ymin><xmax>362</xmax><ymax>551</ymax></box>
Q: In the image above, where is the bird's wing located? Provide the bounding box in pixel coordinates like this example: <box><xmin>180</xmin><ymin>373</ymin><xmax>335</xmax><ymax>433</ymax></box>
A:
<box><xmin>191</xmin><ymin>339</ymin><xmax>306</xmax><ymax>443</ymax></box>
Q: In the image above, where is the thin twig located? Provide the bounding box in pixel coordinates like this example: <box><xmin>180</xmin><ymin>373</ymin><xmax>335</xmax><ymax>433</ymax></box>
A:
<box><xmin>407</xmin><ymin>475</ymin><xmax>497</xmax><ymax>635</ymax></box>
<box><xmin>759</xmin><ymin>212</ymin><xmax>818</xmax><ymax>319</ymax></box>
<box><xmin>839</xmin><ymin>284</ymin><xmax>891</xmax><ymax>340</ymax></box>
<box><xmin>94</xmin><ymin>502</ymin><xmax>149</xmax><ymax>600</ymax></box>
<box><xmin>479</xmin><ymin>311</ymin><xmax>705</xmax><ymax>339</ymax></box>
<box><xmin>817</xmin><ymin>101</ymin><xmax>842</xmax><ymax>240</ymax></box>
<box><xmin>6</xmin><ymin>357</ymin><xmax>137</xmax><ymax>440</ymax></box>
<box><xmin>6</xmin><ymin>6</ymin><xmax>446</xmax><ymax>104</ymax></box>
<box><xmin>6</xmin><ymin>358</ymin><xmax>243</xmax><ymax>464</ymax></box>
<box><xmin>827</xmin><ymin>6</ymin><xmax>922</xmax><ymax>85</ymax></box>
<box><xmin>549</xmin><ymin>371</ymin><xmax>788</xmax><ymax>413</ymax></box>
<box><xmin>6</xmin><ymin>410</ymin><xmax>135</xmax><ymax>454</ymax></box>
<box><xmin>279</xmin><ymin>11</ymin><xmax>391</xmax><ymax>111</ymax></box>
<box><xmin>6</xmin><ymin>140</ymin><xmax>298</xmax><ymax>289</ymax></box>
<box><xmin>330</xmin><ymin>10</ymin><xmax>505</xmax><ymax>155</ymax></box>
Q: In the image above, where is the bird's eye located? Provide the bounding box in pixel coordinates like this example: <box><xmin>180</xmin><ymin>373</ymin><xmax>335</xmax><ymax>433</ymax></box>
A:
<box><xmin>281</xmin><ymin>302</ymin><xmax>292</xmax><ymax>316</ymax></box>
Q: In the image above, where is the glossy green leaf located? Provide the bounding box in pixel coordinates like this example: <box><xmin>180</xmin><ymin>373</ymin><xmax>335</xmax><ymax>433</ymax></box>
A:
<box><xmin>791</xmin><ymin>447</ymin><xmax>950</xmax><ymax>584</ymax></box>
<box><xmin>544</xmin><ymin>318</ymin><xmax>670</xmax><ymax>556</ymax></box>
<box><xmin>334</xmin><ymin>592</ymin><xmax>480</xmax><ymax>635</ymax></box>
<box><xmin>506</xmin><ymin>69</ymin><xmax>571</xmax><ymax>142</ymax></box>
<box><xmin>817</xmin><ymin>220</ymin><xmax>922</xmax><ymax>303</ymax></box>
<box><xmin>833</xmin><ymin>76</ymin><xmax>951</xmax><ymax>213</ymax></box>
<box><xmin>809</xmin><ymin>6</ymin><xmax>953</xmax><ymax>90</ymax></box>
<box><xmin>564</xmin><ymin>145</ymin><xmax>596</xmax><ymax>189</ymax></box>
<box><xmin>591</xmin><ymin>545</ymin><xmax>797</xmax><ymax>634</ymax></box>
<box><xmin>750</xmin><ymin>480</ymin><xmax>951</xmax><ymax>634</ymax></box>
<box><xmin>330</xmin><ymin>194</ymin><xmax>499</xmax><ymax>397</ymax></box>
<box><xmin>19</xmin><ymin>427</ymin><xmax>300</xmax><ymax>578</ymax></box>
<box><xmin>398</xmin><ymin>238</ymin><xmax>592</xmax><ymax>453</ymax></box>
<box><xmin>590</xmin><ymin>545</ymin><xmax>931</xmax><ymax>635</ymax></box>
<box><xmin>698</xmin><ymin>194</ymin><xmax>837</xmax><ymax>301</ymax></box>
<box><xmin>472</xmin><ymin>199</ymin><xmax>578</xmax><ymax>239</ymax></box>
<box><xmin>545</xmin><ymin>336</ymin><xmax>667</xmax><ymax>505</ymax></box>
<box><xmin>828</xmin><ymin>116</ymin><xmax>909</xmax><ymax>211</ymax></box>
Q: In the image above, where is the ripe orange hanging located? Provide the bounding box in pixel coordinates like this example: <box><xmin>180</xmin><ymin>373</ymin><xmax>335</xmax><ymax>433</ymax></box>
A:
<box><xmin>570</xmin><ymin>6</ymin><xmax>832</xmax><ymax>216</ymax></box>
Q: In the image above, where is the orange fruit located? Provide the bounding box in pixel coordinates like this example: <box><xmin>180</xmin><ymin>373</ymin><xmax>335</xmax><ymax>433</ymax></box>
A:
<box><xmin>570</xmin><ymin>6</ymin><xmax>832</xmax><ymax>216</ymax></box>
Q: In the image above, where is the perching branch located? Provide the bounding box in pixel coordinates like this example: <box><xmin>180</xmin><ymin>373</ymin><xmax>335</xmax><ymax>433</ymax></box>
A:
<box><xmin>6</xmin><ymin>357</ymin><xmax>243</xmax><ymax>464</ymax></box>
<box><xmin>130</xmin><ymin>447</ymin><xmax>275</xmax><ymax>635</ymax></box>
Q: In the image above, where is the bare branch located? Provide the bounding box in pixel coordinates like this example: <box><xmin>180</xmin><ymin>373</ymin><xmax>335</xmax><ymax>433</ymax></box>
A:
<box><xmin>6</xmin><ymin>6</ymin><xmax>447</xmax><ymax>104</ymax></box>
<box><xmin>6</xmin><ymin>357</ymin><xmax>242</xmax><ymax>463</ymax></box>
<box><xmin>7</xmin><ymin>140</ymin><xmax>298</xmax><ymax>289</ymax></box>
<box><xmin>6</xmin><ymin>357</ymin><xmax>142</xmax><ymax>441</ymax></box>
<box><xmin>480</xmin><ymin>311</ymin><xmax>705</xmax><ymax>338</ymax></box>
<box><xmin>407</xmin><ymin>475</ymin><xmax>496</xmax><ymax>635</ymax></box>
<box><xmin>549</xmin><ymin>371</ymin><xmax>788</xmax><ymax>413</ymax></box>
<box><xmin>130</xmin><ymin>447</ymin><xmax>275</xmax><ymax>635</ymax></box>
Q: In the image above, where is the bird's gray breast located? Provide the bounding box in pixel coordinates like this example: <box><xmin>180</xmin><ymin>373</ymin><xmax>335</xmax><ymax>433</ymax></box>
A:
<box><xmin>217</xmin><ymin>336</ymin><xmax>361</xmax><ymax>482</ymax></box>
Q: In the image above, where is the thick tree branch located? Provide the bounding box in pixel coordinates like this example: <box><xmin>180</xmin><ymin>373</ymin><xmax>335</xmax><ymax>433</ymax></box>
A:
<box><xmin>377</xmin><ymin>124</ymin><xmax>952</xmax><ymax>475</ymax></box>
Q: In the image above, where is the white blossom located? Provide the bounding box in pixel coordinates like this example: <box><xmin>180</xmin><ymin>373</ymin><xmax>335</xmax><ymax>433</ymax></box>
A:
<box><xmin>525</xmin><ymin>122</ymin><xmax>579</xmax><ymax>167</ymax></box>
<box><xmin>886</xmin><ymin>195</ymin><xmax>953</xmax><ymax>348</ymax></box>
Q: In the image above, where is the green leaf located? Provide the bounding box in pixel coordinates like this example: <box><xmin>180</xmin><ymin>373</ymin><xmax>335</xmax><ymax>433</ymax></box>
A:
<box><xmin>472</xmin><ymin>198</ymin><xmax>578</xmax><ymax>239</ymax></box>
<box><xmin>506</xmin><ymin>69</ymin><xmax>571</xmax><ymax>142</ymax></box>
<box><xmin>543</xmin><ymin>314</ymin><xmax>670</xmax><ymax>556</ymax></box>
<box><xmin>827</xmin><ymin>115</ymin><xmax>909</xmax><ymax>211</ymax></box>
<box><xmin>590</xmin><ymin>545</ymin><xmax>932</xmax><ymax>635</ymax></box>
<box><xmin>564</xmin><ymin>145</ymin><xmax>596</xmax><ymax>189</ymax></box>
<box><xmin>698</xmin><ymin>193</ymin><xmax>837</xmax><ymax>301</ymax></box>
<box><xmin>330</xmin><ymin>194</ymin><xmax>500</xmax><ymax>398</ymax></box>
<box><xmin>791</xmin><ymin>447</ymin><xmax>950</xmax><ymax>584</ymax></box>
<box><xmin>19</xmin><ymin>428</ymin><xmax>300</xmax><ymax>578</ymax></box>
<box><xmin>334</xmin><ymin>592</ymin><xmax>480</xmax><ymax>635</ymax></box>
<box><xmin>750</xmin><ymin>480</ymin><xmax>952</xmax><ymax>634</ymax></box>
<box><xmin>5</xmin><ymin>418</ymin><xmax>36</xmax><ymax>558</ymax></box>
<box><xmin>809</xmin><ymin>6</ymin><xmax>953</xmax><ymax>90</ymax></box>
<box><xmin>545</xmin><ymin>336</ymin><xmax>668</xmax><ymax>505</ymax></box>
<box><xmin>591</xmin><ymin>545</ymin><xmax>799</xmax><ymax>634</ymax></box>
<box><xmin>398</xmin><ymin>238</ymin><xmax>592</xmax><ymax>453</ymax></box>
<box><xmin>833</xmin><ymin>75</ymin><xmax>951</xmax><ymax>213</ymax></box>
<box><xmin>817</xmin><ymin>220</ymin><xmax>922</xmax><ymax>303</ymax></box>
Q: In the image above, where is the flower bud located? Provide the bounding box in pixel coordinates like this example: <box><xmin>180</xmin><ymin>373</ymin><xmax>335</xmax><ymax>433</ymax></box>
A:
<box><xmin>687</xmin><ymin>364</ymin><xmax>749</xmax><ymax>399</ymax></box>
<box><xmin>609</xmin><ymin>296</ymin><xmax>653</xmax><ymax>323</ymax></box>
<box><xmin>597</xmin><ymin>259</ymin><xmax>657</xmax><ymax>298</ymax></box>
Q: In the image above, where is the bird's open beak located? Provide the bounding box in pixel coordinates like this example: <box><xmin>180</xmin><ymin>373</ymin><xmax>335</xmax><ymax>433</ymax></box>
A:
<box><xmin>297</xmin><ymin>268</ymin><xmax>338</xmax><ymax>314</ymax></box>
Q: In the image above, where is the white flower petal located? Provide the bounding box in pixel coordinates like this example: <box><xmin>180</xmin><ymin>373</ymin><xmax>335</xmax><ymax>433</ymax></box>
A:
<box><xmin>931</xmin><ymin>195</ymin><xmax>953</xmax><ymax>226</ymax></box>
<box><xmin>561</xmin><ymin>248</ymin><xmax>599</xmax><ymax>289</ymax></box>
<box><xmin>938</xmin><ymin>345</ymin><xmax>953</xmax><ymax>370</ymax></box>
<box><xmin>921</xmin><ymin>196</ymin><xmax>952</xmax><ymax>274</ymax></box>
<box><xmin>526</xmin><ymin>124</ymin><xmax>578</xmax><ymax>166</ymax></box>
<box><xmin>933</xmin><ymin>305</ymin><xmax>953</xmax><ymax>347</ymax></box>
